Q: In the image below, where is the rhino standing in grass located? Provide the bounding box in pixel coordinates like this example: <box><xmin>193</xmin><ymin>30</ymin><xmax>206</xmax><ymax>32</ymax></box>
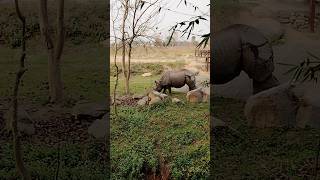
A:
<box><xmin>154</xmin><ymin>69</ymin><xmax>197</xmax><ymax>94</ymax></box>
<box><xmin>212</xmin><ymin>24</ymin><xmax>280</xmax><ymax>94</ymax></box>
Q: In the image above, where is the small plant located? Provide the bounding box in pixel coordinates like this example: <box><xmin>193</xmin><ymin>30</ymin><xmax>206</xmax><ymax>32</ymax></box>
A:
<box><xmin>200</xmin><ymin>80</ymin><xmax>210</xmax><ymax>88</ymax></box>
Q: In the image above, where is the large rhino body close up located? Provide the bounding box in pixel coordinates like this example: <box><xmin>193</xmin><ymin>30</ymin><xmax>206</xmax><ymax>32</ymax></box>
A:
<box><xmin>154</xmin><ymin>69</ymin><xmax>197</xmax><ymax>94</ymax></box>
<box><xmin>211</xmin><ymin>24</ymin><xmax>280</xmax><ymax>94</ymax></box>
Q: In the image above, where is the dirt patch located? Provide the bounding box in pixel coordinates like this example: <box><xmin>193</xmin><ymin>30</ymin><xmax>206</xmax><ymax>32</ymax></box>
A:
<box><xmin>117</xmin><ymin>96</ymin><xmax>139</xmax><ymax>106</ymax></box>
<box><xmin>0</xmin><ymin>101</ymin><xmax>93</xmax><ymax>146</ymax></box>
<box><xmin>144</xmin><ymin>156</ymin><xmax>170</xmax><ymax>180</ymax></box>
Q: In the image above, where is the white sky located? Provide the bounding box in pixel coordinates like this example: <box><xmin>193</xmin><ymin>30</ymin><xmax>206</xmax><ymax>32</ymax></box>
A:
<box><xmin>156</xmin><ymin>0</ymin><xmax>210</xmax><ymax>41</ymax></box>
<box><xmin>110</xmin><ymin>0</ymin><xmax>210</xmax><ymax>42</ymax></box>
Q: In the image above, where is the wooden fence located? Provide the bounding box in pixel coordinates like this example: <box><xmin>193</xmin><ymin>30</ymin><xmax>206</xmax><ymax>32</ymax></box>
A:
<box><xmin>195</xmin><ymin>49</ymin><xmax>210</xmax><ymax>72</ymax></box>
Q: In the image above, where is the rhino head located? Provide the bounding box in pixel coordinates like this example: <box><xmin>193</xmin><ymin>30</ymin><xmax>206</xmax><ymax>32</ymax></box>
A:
<box><xmin>154</xmin><ymin>80</ymin><xmax>163</xmax><ymax>92</ymax></box>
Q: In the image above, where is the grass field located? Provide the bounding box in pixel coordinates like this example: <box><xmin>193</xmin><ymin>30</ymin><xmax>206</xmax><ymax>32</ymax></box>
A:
<box><xmin>109</xmin><ymin>60</ymin><xmax>210</xmax><ymax>179</ymax></box>
<box><xmin>212</xmin><ymin>97</ymin><xmax>320</xmax><ymax>179</ymax></box>
<box><xmin>0</xmin><ymin>43</ymin><xmax>107</xmax><ymax>105</ymax></box>
<box><xmin>110</xmin><ymin>88</ymin><xmax>210</xmax><ymax>179</ymax></box>
<box><xmin>110</xmin><ymin>46</ymin><xmax>196</xmax><ymax>62</ymax></box>
<box><xmin>0</xmin><ymin>1</ymin><xmax>110</xmax><ymax>179</ymax></box>
<box><xmin>0</xmin><ymin>42</ymin><xmax>108</xmax><ymax>179</ymax></box>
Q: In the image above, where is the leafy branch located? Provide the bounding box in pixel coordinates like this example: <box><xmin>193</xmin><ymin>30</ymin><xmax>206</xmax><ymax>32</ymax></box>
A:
<box><xmin>279</xmin><ymin>51</ymin><xmax>320</xmax><ymax>83</ymax></box>
<box><xmin>166</xmin><ymin>16</ymin><xmax>208</xmax><ymax>46</ymax></box>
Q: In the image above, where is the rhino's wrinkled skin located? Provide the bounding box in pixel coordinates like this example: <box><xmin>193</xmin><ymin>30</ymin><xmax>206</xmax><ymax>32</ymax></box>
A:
<box><xmin>211</xmin><ymin>24</ymin><xmax>280</xmax><ymax>94</ymax></box>
<box><xmin>154</xmin><ymin>69</ymin><xmax>196</xmax><ymax>94</ymax></box>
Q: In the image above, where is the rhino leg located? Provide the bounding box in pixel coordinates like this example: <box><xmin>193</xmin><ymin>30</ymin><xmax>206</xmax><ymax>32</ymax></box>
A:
<box><xmin>169</xmin><ymin>87</ymin><xmax>172</xmax><ymax>94</ymax></box>
<box><xmin>162</xmin><ymin>88</ymin><xmax>167</xmax><ymax>94</ymax></box>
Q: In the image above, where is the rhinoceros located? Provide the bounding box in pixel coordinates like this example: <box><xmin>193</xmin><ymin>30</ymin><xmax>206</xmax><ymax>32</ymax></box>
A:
<box><xmin>211</xmin><ymin>24</ymin><xmax>280</xmax><ymax>94</ymax></box>
<box><xmin>154</xmin><ymin>69</ymin><xmax>197</xmax><ymax>94</ymax></box>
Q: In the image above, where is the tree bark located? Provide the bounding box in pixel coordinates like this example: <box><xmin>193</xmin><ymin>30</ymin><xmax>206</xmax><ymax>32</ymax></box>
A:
<box><xmin>39</xmin><ymin>0</ymin><xmax>64</xmax><ymax>103</ymax></box>
<box><xmin>310</xmin><ymin>0</ymin><xmax>316</xmax><ymax>33</ymax></box>
<box><xmin>121</xmin><ymin>0</ymin><xmax>130</xmax><ymax>95</ymax></box>
<box><xmin>12</xmin><ymin>0</ymin><xmax>31</xmax><ymax>179</ymax></box>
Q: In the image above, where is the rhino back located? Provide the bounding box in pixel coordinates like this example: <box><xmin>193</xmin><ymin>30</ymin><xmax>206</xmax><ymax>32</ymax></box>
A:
<box><xmin>212</xmin><ymin>25</ymin><xmax>242</xmax><ymax>84</ymax></box>
<box><xmin>168</xmin><ymin>71</ymin><xmax>187</xmax><ymax>88</ymax></box>
<box><xmin>211</xmin><ymin>24</ymin><xmax>270</xmax><ymax>84</ymax></box>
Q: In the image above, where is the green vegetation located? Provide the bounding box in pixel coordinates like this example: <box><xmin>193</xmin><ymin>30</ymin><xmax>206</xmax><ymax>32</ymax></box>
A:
<box><xmin>0</xmin><ymin>43</ymin><xmax>107</xmax><ymax>105</ymax></box>
<box><xmin>212</xmin><ymin>97</ymin><xmax>320</xmax><ymax>179</ymax></box>
<box><xmin>110</xmin><ymin>62</ymin><xmax>185</xmax><ymax>95</ymax></box>
<box><xmin>0</xmin><ymin>142</ymin><xmax>108</xmax><ymax>179</ymax></box>
<box><xmin>0</xmin><ymin>2</ymin><xmax>108</xmax><ymax>179</ymax></box>
<box><xmin>111</xmin><ymin>95</ymin><xmax>210</xmax><ymax>179</ymax></box>
<box><xmin>0</xmin><ymin>0</ymin><xmax>107</xmax><ymax>48</ymax></box>
<box><xmin>110</xmin><ymin>62</ymin><xmax>210</xmax><ymax>179</ymax></box>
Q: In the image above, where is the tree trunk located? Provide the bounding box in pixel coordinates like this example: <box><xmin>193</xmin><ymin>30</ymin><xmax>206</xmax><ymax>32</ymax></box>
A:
<box><xmin>121</xmin><ymin>0</ymin><xmax>130</xmax><ymax>95</ymax></box>
<box><xmin>12</xmin><ymin>0</ymin><xmax>31</xmax><ymax>179</ymax></box>
<box><xmin>39</xmin><ymin>0</ymin><xmax>64</xmax><ymax>103</ymax></box>
<box><xmin>48</xmin><ymin>52</ymin><xmax>63</xmax><ymax>103</ymax></box>
<box><xmin>310</xmin><ymin>0</ymin><xmax>316</xmax><ymax>32</ymax></box>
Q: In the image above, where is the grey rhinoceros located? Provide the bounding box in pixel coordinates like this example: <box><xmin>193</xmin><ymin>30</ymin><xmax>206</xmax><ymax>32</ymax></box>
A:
<box><xmin>211</xmin><ymin>24</ymin><xmax>280</xmax><ymax>94</ymax></box>
<box><xmin>154</xmin><ymin>69</ymin><xmax>197</xmax><ymax>94</ymax></box>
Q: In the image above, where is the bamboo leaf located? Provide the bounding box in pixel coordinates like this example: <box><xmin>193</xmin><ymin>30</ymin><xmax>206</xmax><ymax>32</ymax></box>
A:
<box><xmin>295</xmin><ymin>67</ymin><xmax>304</xmax><ymax>81</ymax></box>
<box><xmin>307</xmin><ymin>51</ymin><xmax>320</xmax><ymax>61</ymax></box>
<box><xmin>283</xmin><ymin>66</ymin><xmax>298</xmax><ymax>75</ymax></box>
<box><xmin>140</xmin><ymin>1</ymin><xmax>145</xmax><ymax>9</ymax></box>
<box><xmin>277</xmin><ymin>62</ymin><xmax>296</xmax><ymax>67</ymax></box>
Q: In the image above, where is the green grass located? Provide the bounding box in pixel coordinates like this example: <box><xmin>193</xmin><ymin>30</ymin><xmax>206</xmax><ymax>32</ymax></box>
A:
<box><xmin>111</xmin><ymin>96</ymin><xmax>210</xmax><ymax>179</ymax></box>
<box><xmin>110</xmin><ymin>75</ymin><xmax>159</xmax><ymax>96</ymax></box>
<box><xmin>110</xmin><ymin>62</ymin><xmax>185</xmax><ymax>95</ymax></box>
<box><xmin>0</xmin><ymin>43</ymin><xmax>107</xmax><ymax>105</ymax></box>
<box><xmin>0</xmin><ymin>0</ymin><xmax>107</xmax><ymax>48</ymax></box>
<box><xmin>211</xmin><ymin>97</ymin><xmax>320</xmax><ymax>179</ymax></box>
<box><xmin>0</xmin><ymin>42</ymin><xmax>108</xmax><ymax>179</ymax></box>
<box><xmin>0</xmin><ymin>141</ymin><xmax>108</xmax><ymax>179</ymax></box>
<box><xmin>110</xmin><ymin>67</ymin><xmax>210</xmax><ymax>179</ymax></box>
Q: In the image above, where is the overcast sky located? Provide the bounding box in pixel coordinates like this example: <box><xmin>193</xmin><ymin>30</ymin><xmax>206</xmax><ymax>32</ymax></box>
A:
<box><xmin>110</xmin><ymin>0</ymin><xmax>210</xmax><ymax>42</ymax></box>
<box><xmin>155</xmin><ymin>0</ymin><xmax>210</xmax><ymax>41</ymax></box>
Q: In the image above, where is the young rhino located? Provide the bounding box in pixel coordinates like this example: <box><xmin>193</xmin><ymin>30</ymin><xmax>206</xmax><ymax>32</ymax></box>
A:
<box><xmin>154</xmin><ymin>69</ymin><xmax>197</xmax><ymax>94</ymax></box>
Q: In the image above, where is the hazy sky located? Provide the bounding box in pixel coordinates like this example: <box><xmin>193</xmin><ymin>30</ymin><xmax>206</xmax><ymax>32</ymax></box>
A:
<box><xmin>110</xmin><ymin>0</ymin><xmax>210</xmax><ymax>42</ymax></box>
<box><xmin>156</xmin><ymin>0</ymin><xmax>210</xmax><ymax>41</ymax></box>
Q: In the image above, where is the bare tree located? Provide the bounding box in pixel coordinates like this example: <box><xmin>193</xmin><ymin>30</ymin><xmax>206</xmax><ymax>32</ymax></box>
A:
<box><xmin>120</xmin><ymin>0</ymin><xmax>130</xmax><ymax>94</ymax></box>
<box><xmin>111</xmin><ymin>2</ymin><xmax>122</xmax><ymax>115</ymax></box>
<box><xmin>117</xmin><ymin>0</ymin><xmax>162</xmax><ymax>95</ymax></box>
<box><xmin>39</xmin><ymin>0</ymin><xmax>65</xmax><ymax>103</ymax></box>
<box><xmin>11</xmin><ymin>0</ymin><xmax>31</xmax><ymax>179</ymax></box>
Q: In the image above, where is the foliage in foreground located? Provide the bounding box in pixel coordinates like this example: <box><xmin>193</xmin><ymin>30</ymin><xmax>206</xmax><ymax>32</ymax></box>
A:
<box><xmin>0</xmin><ymin>142</ymin><xmax>108</xmax><ymax>180</ymax></box>
<box><xmin>111</xmin><ymin>96</ymin><xmax>210</xmax><ymax>179</ymax></box>
<box><xmin>212</xmin><ymin>97</ymin><xmax>320</xmax><ymax>179</ymax></box>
